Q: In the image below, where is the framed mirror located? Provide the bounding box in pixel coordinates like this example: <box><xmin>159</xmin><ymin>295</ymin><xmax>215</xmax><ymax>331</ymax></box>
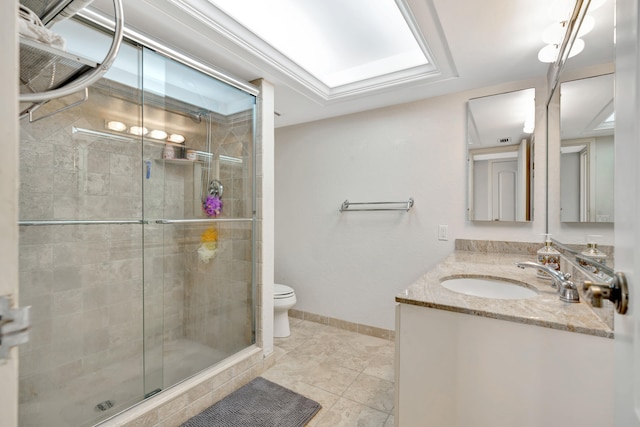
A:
<box><xmin>560</xmin><ymin>73</ymin><xmax>614</xmax><ymax>222</ymax></box>
<box><xmin>467</xmin><ymin>88</ymin><xmax>535</xmax><ymax>222</ymax></box>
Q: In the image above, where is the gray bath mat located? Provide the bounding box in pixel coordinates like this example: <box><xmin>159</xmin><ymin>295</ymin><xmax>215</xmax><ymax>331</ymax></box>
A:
<box><xmin>181</xmin><ymin>377</ymin><xmax>321</xmax><ymax>427</ymax></box>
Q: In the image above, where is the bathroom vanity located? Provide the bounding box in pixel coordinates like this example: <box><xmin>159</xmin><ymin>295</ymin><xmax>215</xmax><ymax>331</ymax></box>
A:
<box><xmin>394</xmin><ymin>246</ymin><xmax>613</xmax><ymax>427</ymax></box>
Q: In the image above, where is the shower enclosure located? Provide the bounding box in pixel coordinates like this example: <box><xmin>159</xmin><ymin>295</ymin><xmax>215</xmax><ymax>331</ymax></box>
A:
<box><xmin>18</xmin><ymin>17</ymin><xmax>257</xmax><ymax>427</ymax></box>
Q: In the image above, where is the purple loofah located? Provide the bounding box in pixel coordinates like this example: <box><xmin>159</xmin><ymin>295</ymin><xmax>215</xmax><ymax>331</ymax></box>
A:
<box><xmin>203</xmin><ymin>195</ymin><xmax>223</xmax><ymax>217</ymax></box>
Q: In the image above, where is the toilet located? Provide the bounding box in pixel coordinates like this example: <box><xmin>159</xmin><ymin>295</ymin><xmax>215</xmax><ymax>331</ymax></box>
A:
<box><xmin>273</xmin><ymin>283</ymin><xmax>296</xmax><ymax>338</ymax></box>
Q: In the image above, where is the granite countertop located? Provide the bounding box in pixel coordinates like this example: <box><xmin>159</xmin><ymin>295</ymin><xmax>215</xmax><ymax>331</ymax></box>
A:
<box><xmin>396</xmin><ymin>251</ymin><xmax>613</xmax><ymax>338</ymax></box>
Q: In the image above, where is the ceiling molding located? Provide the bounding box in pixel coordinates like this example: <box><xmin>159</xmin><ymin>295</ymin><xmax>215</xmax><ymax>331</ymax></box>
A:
<box><xmin>170</xmin><ymin>0</ymin><xmax>458</xmax><ymax>105</ymax></box>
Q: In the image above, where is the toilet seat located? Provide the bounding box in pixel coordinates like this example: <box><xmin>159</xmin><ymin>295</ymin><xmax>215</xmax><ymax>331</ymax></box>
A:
<box><xmin>274</xmin><ymin>284</ymin><xmax>295</xmax><ymax>299</ymax></box>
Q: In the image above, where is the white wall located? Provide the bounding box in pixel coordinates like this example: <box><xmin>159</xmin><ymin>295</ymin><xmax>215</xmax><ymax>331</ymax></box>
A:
<box><xmin>275</xmin><ymin>78</ymin><xmax>547</xmax><ymax>330</ymax></box>
<box><xmin>0</xmin><ymin>0</ymin><xmax>19</xmax><ymax>425</ymax></box>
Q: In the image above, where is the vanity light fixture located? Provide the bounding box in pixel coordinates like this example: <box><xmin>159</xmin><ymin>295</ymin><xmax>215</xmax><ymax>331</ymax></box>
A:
<box><xmin>105</xmin><ymin>121</ymin><xmax>186</xmax><ymax>144</ymax></box>
<box><xmin>148</xmin><ymin>129</ymin><xmax>168</xmax><ymax>140</ymax></box>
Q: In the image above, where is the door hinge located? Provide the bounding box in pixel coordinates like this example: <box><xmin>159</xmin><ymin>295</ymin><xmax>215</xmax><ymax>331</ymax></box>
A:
<box><xmin>0</xmin><ymin>296</ymin><xmax>31</xmax><ymax>360</ymax></box>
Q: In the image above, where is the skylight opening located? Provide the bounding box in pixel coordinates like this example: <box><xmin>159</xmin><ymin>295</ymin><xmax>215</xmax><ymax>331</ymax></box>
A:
<box><xmin>208</xmin><ymin>0</ymin><xmax>429</xmax><ymax>88</ymax></box>
<box><xmin>594</xmin><ymin>111</ymin><xmax>615</xmax><ymax>130</ymax></box>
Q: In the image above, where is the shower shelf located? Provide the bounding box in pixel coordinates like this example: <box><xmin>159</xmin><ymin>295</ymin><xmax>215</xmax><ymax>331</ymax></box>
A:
<box><xmin>19</xmin><ymin>0</ymin><xmax>124</xmax><ymax>119</ymax></box>
<box><xmin>160</xmin><ymin>158</ymin><xmax>203</xmax><ymax>165</ymax></box>
<box><xmin>19</xmin><ymin>36</ymin><xmax>97</xmax><ymax>96</ymax></box>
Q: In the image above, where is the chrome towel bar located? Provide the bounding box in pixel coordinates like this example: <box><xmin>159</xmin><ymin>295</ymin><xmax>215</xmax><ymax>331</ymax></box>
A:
<box><xmin>339</xmin><ymin>198</ymin><xmax>414</xmax><ymax>212</ymax></box>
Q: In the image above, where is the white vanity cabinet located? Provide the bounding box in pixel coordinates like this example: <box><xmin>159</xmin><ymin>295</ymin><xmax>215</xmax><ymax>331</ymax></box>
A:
<box><xmin>394</xmin><ymin>303</ymin><xmax>613</xmax><ymax>427</ymax></box>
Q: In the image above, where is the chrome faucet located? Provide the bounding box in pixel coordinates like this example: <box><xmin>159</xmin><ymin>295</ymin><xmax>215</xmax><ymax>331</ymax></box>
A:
<box><xmin>515</xmin><ymin>261</ymin><xmax>580</xmax><ymax>303</ymax></box>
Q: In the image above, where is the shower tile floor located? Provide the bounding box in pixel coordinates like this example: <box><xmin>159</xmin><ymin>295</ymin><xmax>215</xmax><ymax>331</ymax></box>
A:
<box><xmin>262</xmin><ymin>318</ymin><xmax>395</xmax><ymax>427</ymax></box>
<box><xmin>19</xmin><ymin>339</ymin><xmax>228</xmax><ymax>427</ymax></box>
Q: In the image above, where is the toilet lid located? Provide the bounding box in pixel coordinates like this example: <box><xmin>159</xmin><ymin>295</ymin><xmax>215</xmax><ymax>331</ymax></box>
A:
<box><xmin>274</xmin><ymin>284</ymin><xmax>294</xmax><ymax>298</ymax></box>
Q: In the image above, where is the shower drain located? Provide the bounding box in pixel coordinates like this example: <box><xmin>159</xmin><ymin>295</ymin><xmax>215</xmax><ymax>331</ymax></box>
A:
<box><xmin>95</xmin><ymin>400</ymin><xmax>115</xmax><ymax>412</ymax></box>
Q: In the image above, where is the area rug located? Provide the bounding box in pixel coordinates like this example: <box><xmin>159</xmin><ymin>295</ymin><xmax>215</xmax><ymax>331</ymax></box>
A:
<box><xmin>181</xmin><ymin>377</ymin><xmax>321</xmax><ymax>427</ymax></box>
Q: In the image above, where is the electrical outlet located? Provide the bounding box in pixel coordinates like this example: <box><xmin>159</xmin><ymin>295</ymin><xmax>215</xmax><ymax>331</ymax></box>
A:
<box><xmin>438</xmin><ymin>225</ymin><xmax>448</xmax><ymax>241</ymax></box>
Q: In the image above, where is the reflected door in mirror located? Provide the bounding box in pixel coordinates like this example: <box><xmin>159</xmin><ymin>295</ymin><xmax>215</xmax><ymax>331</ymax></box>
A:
<box><xmin>560</xmin><ymin>74</ymin><xmax>614</xmax><ymax>223</ymax></box>
<box><xmin>467</xmin><ymin>88</ymin><xmax>535</xmax><ymax>222</ymax></box>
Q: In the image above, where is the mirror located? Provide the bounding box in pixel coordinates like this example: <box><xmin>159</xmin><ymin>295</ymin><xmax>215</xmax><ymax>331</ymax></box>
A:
<box><xmin>546</xmin><ymin>0</ymin><xmax>615</xmax><ymax>235</ymax></box>
<box><xmin>467</xmin><ymin>88</ymin><xmax>535</xmax><ymax>222</ymax></box>
<box><xmin>560</xmin><ymin>74</ymin><xmax>614</xmax><ymax>222</ymax></box>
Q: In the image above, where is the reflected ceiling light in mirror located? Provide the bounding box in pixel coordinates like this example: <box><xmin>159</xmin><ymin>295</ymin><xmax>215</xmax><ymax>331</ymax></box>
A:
<box><xmin>106</xmin><ymin>120</ymin><xmax>127</xmax><ymax>132</ymax></box>
<box><xmin>148</xmin><ymin>130</ymin><xmax>168</xmax><ymax>140</ymax></box>
<box><xmin>129</xmin><ymin>126</ymin><xmax>148</xmax><ymax>136</ymax></box>
<box><xmin>538</xmin><ymin>38</ymin><xmax>585</xmax><ymax>63</ymax></box>
<box><xmin>168</xmin><ymin>134</ymin><xmax>185</xmax><ymax>143</ymax></box>
<box><xmin>538</xmin><ymin>44</ymin><xmax>560</xmax><ymax>63</ymax></box>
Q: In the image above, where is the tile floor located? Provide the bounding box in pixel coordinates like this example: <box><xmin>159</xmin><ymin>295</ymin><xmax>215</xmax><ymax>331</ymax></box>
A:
<box><xmin>262</xmin><ymin>318</ymin><xmax>395</xmax><ymax>427</ymax></box>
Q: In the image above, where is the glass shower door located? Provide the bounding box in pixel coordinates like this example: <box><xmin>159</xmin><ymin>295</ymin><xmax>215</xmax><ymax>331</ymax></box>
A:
<box><xmin>18</xmin><ymin>20</ymin><xmax>147</xmax><ymax>426</ymax></box>
<box><xmin>141</xmin><ymin>48</ymin><xmax>257</xmax><ymax>394</ymax></box>
<box><xmin>17</xmin><ymin>18</ymin><xmax>257</xmax><ymax>427</ymax></box>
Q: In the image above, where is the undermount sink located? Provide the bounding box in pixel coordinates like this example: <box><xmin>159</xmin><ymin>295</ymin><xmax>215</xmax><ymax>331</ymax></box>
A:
<box><xmin>441</xmin><ymin>277</ymin><xmax>537</xmax><ymax>300</ymax></box>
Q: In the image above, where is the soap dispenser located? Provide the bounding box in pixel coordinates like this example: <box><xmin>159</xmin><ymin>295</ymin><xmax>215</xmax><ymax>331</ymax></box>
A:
<box><xmin>578</xmin><ymin>235</ymin><xmax>607</xmax><ymax>274</ymax></box>
<box><xmin>537</xmin><ymin>234</ymin><xmax>561</xmax><ymax>280</ymax></box>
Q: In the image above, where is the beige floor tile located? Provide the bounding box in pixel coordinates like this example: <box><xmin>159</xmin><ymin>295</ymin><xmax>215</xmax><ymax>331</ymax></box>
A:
<box><xmin>312</xmin><ymin>397</ymin><xmax>390</xmax><ymax>427</ymax></box>
<box><xmin>343</xmin><ymin>373</ymin><xmax>394</xmax><ymax>413</ymax></box>
<box><xmin>362</xmin><ymin>353</ymin><xmax>395</xmax><ymax>382</ymax></box>
<box><xmin>265</xmin><ymin>319</ymin><xmax>397</xmax><ymax>426</ymax></box>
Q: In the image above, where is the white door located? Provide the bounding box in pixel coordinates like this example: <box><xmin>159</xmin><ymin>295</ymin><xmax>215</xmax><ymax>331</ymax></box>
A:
<box><xmin>490</xmin><ymin>160</ymin><xmax>517</xmax><ymax>221</ymax></box>
<box><xmin>1</xmin><ymin>1</ymin><xmax>20</xmax><ymax>426</ymax></box>
<box><xmin>614</xmin><ymin>0</ymin><xmax>640</xmax><ymax>424</ymax></box>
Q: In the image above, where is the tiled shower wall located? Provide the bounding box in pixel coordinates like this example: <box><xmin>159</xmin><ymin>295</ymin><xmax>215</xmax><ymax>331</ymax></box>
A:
<box><xmin>18</xmin><ymin>80</ymin><xmax>255</xmax><ymax>424</ymax></box>
<box><xmin>19</xmin><ymin>86</ymin><xmax>146</xmax><ymax>411</ymax></box>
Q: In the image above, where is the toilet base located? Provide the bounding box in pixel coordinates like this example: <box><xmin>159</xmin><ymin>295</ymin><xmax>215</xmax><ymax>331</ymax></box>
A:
<box><xmin>274</xmin><ymin>309</ymin><xmax>291</xmax><ymax>338</ymax></box>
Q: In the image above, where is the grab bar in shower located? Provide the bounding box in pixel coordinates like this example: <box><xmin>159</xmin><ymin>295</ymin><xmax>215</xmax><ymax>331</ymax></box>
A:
<box><xmin>339</xmin><ymin>198</ymin><xmax>414</xmax><ymax>212</ymax></box>
<box><xmin>18</xmin><ymin>218</ymin><xmax>254</xmax><ymax>226</ymax></box>
<box><xmin>157</xmin><ymin>218</ymin><xmax>253</xmax><ymax>224</ymax></box>
<box><xmin>18</xmin><ymin>219</ymin><xmax>143</xmax><ymax>226</ymax></box>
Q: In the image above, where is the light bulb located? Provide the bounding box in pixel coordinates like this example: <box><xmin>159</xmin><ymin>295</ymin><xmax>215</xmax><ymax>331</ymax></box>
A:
<box><xmin>149</xmin><ymin>130</ymin><xmax>168</xmax><ymax>140</ymax></box>
<box><xmin>106</xmin><ymin>121</ymin><xmax>127</xmax><ymax>132</ymax></box>
<box><xmin>168</xmin><ymin>134</ymin><xmax>185</xmax><ymax>143</ymax></box>
<box><xmin>129</xmin><ymin>126</ymin><xmax>148</xmax><ymax>136</ymax></box>
<box><xmin>538</xmin><ymin>44</ymin><xmax>559</xmax><ymax>63</ymax></box>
